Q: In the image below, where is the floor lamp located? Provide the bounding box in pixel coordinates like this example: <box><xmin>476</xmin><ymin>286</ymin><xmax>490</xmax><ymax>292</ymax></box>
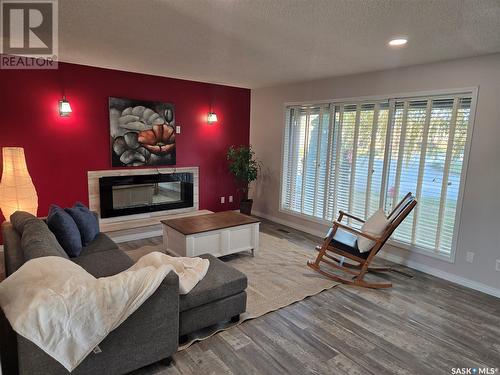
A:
<box><xmin>0</xmin><ymin>147</ymin><xmax>39</xmax><ymax>220</ymax></box>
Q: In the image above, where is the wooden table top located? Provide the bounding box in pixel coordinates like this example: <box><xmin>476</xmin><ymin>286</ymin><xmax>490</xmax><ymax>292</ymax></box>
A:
<box><xmin>161</xmin><ymin>211</ymin><xmax>260</xmax><ymax>235</ymax></box>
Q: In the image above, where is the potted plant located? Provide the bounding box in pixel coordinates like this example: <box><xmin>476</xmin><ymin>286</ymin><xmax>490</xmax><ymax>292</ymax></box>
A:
<box><xmin>227</xmin><ymin>145</ymin><xmax>259</xmax><ymax>215</ymax></box>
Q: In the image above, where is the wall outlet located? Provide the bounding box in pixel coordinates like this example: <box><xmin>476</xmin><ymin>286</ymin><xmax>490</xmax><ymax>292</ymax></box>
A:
<box><xmin>496</xmin><ymin>259</ymin><xmax>500</xmax><ymax>272</ymax></box>
<box><xmin>228</xmin><ymin>195</ymin><xmax>233</xmax><ymax>203</ymax></box>
<box><xmin>466</xmin><ymin>251</ymin><xmax>474</xmax><ymax>263</ymax></box>
<box><xmin>176</xmin><ymin>126</ymin><xmax>181</xmax><ymax>134</ymax></box>
<box><xmin>220</xmin><ymin>196</ymin><xmax>225</xmax><ymax>204</ymax></box>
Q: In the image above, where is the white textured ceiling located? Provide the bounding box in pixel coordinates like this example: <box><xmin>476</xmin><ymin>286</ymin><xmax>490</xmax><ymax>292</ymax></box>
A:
<box><xmin>58</xmin><ymin>0</ymin><xmax>500</xmax><ymax>88</ymax></box>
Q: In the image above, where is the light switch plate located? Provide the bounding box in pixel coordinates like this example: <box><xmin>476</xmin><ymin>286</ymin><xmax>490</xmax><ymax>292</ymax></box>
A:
<box><xmin>496</xmin><ymin>259</ymin><xmax>500</xmax><ymax>272</ymax></box>
<box><xmin>229</xmin><ymin>195</ymin><xmax>233</xmax><ymax>203</ymax></box>
<box><xmin>176</xmin><ymin>126</ymin><xmax>181</xmax><ymax>134</ymax></box>
<box><xmin>466</xmin><ymin>251</ymin><xmax>474</xmax><ymax>263</ymax></box>
<box><xmin>220</xmin><ymin>196</ymin><xmax>225</xmax><ymax>204</ymax></box>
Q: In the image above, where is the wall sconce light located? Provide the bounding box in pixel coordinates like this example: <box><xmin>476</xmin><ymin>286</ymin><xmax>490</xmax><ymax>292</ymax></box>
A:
<box><xmin>59</xmin><ymin>96</ymin><xmax>72</xmax><ymax>116</ymax></box>
<box><xmin>207</xmin><ymin>112</ymin><xmax>218</xmax><ymax>124</ymax></box>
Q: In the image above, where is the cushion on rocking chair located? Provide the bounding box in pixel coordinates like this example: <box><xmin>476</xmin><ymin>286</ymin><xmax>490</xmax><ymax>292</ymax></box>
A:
<box><xmin>329</xmin><ymin>229</ymin><xmax>370</xmax><ymax>259</ymax></box>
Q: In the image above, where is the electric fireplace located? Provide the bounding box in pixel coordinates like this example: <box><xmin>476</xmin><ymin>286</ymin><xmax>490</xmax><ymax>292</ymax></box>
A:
<box><xmin>99</xmin><ymin>172</ymin><xmax>194</xmax><ymax>218</ymax></box>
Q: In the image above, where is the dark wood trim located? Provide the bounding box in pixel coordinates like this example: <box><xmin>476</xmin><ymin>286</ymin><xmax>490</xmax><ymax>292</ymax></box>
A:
<box><xmin>162</xmin><ymin>211</ymin><xmax>260</xmax><ymax>235</ymax></box>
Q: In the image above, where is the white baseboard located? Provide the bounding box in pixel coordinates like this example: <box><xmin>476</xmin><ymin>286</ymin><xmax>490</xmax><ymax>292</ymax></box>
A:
<box><xmin>253</xmin><ymin>210</ymin><xmax>500</xmax><ymax>299</ymax></box>
<box><xmin>378</xmin><ymin>251</ymin><xmax>500</xmax><ymax>298</ymax></box>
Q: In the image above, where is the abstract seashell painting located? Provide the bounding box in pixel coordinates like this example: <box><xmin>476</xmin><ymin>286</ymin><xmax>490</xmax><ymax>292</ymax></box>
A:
<box><xmin>109</xmin><ymin>97</ymin><xmax>176</xmax><ymax>167</ymax></box>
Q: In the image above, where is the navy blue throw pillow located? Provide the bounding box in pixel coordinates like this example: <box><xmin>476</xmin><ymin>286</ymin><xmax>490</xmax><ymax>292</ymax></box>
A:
<box><xmin>47</xmin><ymin>204</ymin><xmax>83</xmax><ymax>257</ymax></box>
<box><xmin>65</xmin><ymin>202</ymin><xmax>99</xmax><ymax>246</ymax></box>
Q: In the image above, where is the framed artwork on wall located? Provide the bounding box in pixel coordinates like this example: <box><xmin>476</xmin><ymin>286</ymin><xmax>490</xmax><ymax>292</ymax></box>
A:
<box><xmin>109</xmin><ymin>97</ymin><xmax>176</xmax><ymax>167</ymax></box>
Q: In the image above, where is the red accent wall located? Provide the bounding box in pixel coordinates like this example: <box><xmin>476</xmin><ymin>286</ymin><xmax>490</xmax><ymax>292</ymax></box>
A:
<box><xmin>0</xmin><ymin>62</ymin><xmax>250</xmax><ymax>231</ymax></box>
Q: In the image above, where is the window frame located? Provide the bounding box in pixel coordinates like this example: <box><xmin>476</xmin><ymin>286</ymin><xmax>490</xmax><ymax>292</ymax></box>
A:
<box><xmin>279</xmin><ymin>87</ymin><xmax>478</xmax><ymax>263</ymax></box>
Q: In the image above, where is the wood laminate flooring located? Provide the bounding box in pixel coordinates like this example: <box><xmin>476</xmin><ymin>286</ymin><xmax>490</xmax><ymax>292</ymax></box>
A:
<box><xmin>123</xmin><ymin>218</ymin><xmax>500</xmax><ymax>375</ymax></box>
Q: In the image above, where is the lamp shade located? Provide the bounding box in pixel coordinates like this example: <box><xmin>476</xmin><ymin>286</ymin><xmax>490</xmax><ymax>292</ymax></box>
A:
<box><xmin>59</xmin><ymin>96</ymin><xmax>72</xmax><ymax>116</ymax></box>
<box><xmin>0</xmin><ymin>147</ymin><xmax>38</xmax><ymax>219</ymax></box>
<box><xmin>207</xmin><ymin>112</ymin><xmax>218</xmax><ymax>124</ymax></box>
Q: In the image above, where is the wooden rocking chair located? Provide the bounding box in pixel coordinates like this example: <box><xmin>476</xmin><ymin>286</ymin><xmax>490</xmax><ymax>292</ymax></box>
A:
<box><xmin>307</xmin><ymin>192</ymin><xmax>417</xmax><ymax>288</ymax></box>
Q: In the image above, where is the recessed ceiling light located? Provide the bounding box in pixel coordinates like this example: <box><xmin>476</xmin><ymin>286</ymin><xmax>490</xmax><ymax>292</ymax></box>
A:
<box><xmin>388</xmin><ymin>38</ymin><xmax>408</xmax><ymax>47</ymax></box>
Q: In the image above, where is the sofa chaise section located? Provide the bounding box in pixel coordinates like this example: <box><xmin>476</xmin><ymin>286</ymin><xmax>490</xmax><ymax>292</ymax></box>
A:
<box><xmin>179</xmin><ymin>253</ymin><xmax>247</xmax><ymax>339</ymax></box>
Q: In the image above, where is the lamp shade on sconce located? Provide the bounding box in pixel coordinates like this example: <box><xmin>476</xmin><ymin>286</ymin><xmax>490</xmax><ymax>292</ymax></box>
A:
<box><xmin>0</xmin><ymin>147</ymin><xmax>38</xmax><ymax>219</ymax></box>
<box><xmin>59</xmin><ymin>96</ymin><xmax>72</xmax><ymax>116</ymax></box>
<box><xmin>207</xmin><ymin>112</ymin><xmax>218</xmax><ymax>124</ymax></box>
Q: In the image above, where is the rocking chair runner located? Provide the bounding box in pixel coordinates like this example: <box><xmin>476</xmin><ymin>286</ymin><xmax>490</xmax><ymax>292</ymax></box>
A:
<box><xmin>307</xmin><ymin>192</ymin><xmax>417</xmax><ymax>288</ymax></box>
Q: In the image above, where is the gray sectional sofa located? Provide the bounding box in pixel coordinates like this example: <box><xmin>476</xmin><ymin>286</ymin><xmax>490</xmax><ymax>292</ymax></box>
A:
<box><xmin>0</xmin><ymin>213</ymin><xmax>247</xmax><ymax>375</ymax></box>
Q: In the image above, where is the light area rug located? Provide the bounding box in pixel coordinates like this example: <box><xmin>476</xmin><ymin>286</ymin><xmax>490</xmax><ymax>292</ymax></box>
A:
<box><xmin>125</xmin><ymin>232</ymin><xmax>339</xmax><ymax>349</ymax></box>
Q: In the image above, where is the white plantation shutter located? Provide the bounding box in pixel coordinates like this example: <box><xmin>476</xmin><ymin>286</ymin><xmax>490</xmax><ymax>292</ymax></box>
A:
<box><xmin>367</xmin><ymin>103</ymin><xmax>390</xmax><ymax>216</ymax></box>
<box><xmin>315</xmin><ymin>108</ymin><xmax>331</xmax><ymax>218</ymax></box>
<box><xmin>303</xmin><ymin>108</ymin><xmax>320</xmax><ymax>215</ymax></box>
<box><xmin>325</xmin><ymin>107</ymin><xmax>341</xmax><ymax>221</ymax></box>
<box><xmin>281</xmin><ymin>107</ymin><xmax>295</xmax><ymax>210</ymax></box>
<box><xmin>281</xmin><ymin>105</ymin><xmax>330</xmax><ymax>216</ymax></box>
<box><xmin>441</xmin><ymin>97</ymin><xmax>471</xmax><ymax>252</ymax></box>
<box><xmin>336</xmin><ymin>104</ymin><xmax>356</xmax><ymax>220</ymax></box>
<box><xmin>281</xmin><ymin>91</ymin><xmax>474</xmax><ymax>257</ymax></box>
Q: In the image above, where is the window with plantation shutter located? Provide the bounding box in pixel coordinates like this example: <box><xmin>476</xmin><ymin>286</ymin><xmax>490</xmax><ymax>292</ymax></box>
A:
<box><xmin>281</xmin><ymin>90</ymin><xmax>475</xmax><ymax>258</ymax></box>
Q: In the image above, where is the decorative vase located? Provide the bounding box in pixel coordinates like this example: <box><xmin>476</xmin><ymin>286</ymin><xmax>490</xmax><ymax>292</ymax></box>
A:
<box><xmin>239</xmin><ymin>199</ymin><xmax>253</xmax><ymax>215</ymax></box>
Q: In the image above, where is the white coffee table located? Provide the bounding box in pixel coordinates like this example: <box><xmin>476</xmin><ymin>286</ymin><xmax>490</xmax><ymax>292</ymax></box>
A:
<box><xmin>162</xmin><ymin>211</ymin><xmax>260</xmax><ymax>258</ymax></box>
